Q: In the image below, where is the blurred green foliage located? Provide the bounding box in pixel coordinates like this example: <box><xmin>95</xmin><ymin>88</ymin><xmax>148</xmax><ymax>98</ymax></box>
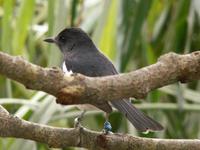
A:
<box><xmin>0</xmin><ymin>0</ymin><xmax>200</xmax><ymax>149</ymax></box>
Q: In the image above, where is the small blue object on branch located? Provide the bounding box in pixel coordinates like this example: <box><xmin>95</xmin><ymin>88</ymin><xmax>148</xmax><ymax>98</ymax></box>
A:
<box><xmin>103</xmin><ymin>121</ymin><xmax>112</xmax><ymax>133</ymax></box>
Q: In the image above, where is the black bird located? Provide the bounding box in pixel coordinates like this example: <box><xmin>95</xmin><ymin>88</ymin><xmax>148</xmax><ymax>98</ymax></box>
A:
<box><xmin>44</xmin><ymin>27</ymin><xmax>163</xmax><ymax>132</ymax></box>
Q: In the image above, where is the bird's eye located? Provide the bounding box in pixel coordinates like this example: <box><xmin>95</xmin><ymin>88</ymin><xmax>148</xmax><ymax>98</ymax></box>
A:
<box><xmin>59</xmin><ymin>36</ymin><xmax>66</xmax><ymax>42</ymax></box>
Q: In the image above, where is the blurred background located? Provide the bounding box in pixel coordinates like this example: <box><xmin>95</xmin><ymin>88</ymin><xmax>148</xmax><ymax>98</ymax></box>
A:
<box><xmin>0</xmin><ymin>0</ymin><xmax>200</xmax><ymax>149</ymax></box>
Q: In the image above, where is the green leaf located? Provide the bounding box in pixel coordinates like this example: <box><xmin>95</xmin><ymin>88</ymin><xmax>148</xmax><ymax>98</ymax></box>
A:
<box><xmin>47</xmin><ymin>0</ymin><xmax>67</xmax><ymax>66</ymax></box>
<box><xmin>12</xmin><ymin>0</ymin><xmax>36</xmax><ymax>55</ymax></box>
<box><xmin>70</xmin><ymin>0</ymin><xmax>79</xmax><ymax>26</ymax></box>
<box><xmin>1</xmin><ymin>0</ymin><xmax>14</xmax><ymax>52</ymax></box>
<box><xmin>99</xmin><ymin>0</ymin><xmax>119</xmax><ymax>60</ymax></box>
<box><xmin>120</xmin><ymin>0</ymin><xmax>153</xmax><ymax>71</ymax></box>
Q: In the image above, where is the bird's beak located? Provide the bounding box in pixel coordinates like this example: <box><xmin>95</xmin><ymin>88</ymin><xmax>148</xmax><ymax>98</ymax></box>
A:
<box><xmin>43</xmin><ymin>37</ymin><xmax>56</xmax><ymax>43</ymax></box>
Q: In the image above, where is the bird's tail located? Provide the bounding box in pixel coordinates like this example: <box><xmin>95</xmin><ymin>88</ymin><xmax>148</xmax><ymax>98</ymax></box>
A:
<box><xmin>111</xmin><ymin>100</ymin><xmax>163</xmax><ymax>132</ymax></box>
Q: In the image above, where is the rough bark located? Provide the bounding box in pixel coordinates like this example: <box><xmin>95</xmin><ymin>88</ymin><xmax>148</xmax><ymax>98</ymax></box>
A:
<box><xmin>0</xmin><ymin>51</ymin><xmax>200</xmax><ymax>106</ymax></box>
<box><xmin>0</xmin><ymin>106</ymin><xmax>199</xmax><ymax>150</ymax></box>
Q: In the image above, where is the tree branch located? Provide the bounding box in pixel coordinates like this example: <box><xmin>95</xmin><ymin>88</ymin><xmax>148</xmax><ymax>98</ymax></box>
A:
<box><xmin>0</xmin><ymin>51</ymin><xmax>200</xmax><ymax>106</ymax></box>
<box><xmin>0</xmin><ymin>106</ymin><xmax>200</xmax><ymax>150</ymax></box>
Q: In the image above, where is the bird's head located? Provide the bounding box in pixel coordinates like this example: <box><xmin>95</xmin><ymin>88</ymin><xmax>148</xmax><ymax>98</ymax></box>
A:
<box><xmin>44</xmin><ymin>27</ymin><xmax>93</xmax><ymax>53</ymax></box>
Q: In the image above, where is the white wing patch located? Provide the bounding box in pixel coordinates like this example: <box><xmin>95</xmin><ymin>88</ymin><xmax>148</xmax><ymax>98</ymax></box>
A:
<box><xmin>62</xmin><ymin>61</ymin><xmax>73</xmax><ymax>76</ymax></box>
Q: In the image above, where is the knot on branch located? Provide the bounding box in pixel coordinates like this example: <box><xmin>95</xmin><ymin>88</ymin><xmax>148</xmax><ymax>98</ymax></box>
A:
<box><xmin>56</xmin><ymin>74</ymin><xmax>87</xmax><ymax>105</ymax></box>
<box><xmin>158</xmin><ymin>52</ymin><xmax>179</xmax><ymax>64</ymax></box>
<box><xmin>178</xmin><ymin>51</ymin><xmax>200</xmax><ymax>83</ymax></box>
<box><xmin>56</xmin><ymin>85</ymin><xmax>85</xmax><ymax>105</ymax></box>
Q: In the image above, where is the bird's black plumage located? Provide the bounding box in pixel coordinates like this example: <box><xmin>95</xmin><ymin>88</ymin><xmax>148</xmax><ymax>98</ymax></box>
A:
<box><xmin>44</xmin><ymin>27</ymin><xmax>163</xmax><ymax>132</ymax></box>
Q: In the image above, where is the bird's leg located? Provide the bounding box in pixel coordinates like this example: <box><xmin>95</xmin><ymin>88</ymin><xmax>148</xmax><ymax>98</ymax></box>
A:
<box><xmin>103</xmin><ymin>113</ymin><xmax>112</xmax><ymax>134</ymax></box>
<box><xmin>74</xmin><ymin>110</ymin><xmax>86</xmax><ymax>128</ymax></box>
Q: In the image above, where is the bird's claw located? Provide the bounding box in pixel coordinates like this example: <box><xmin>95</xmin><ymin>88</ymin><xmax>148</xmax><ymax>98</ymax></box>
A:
<box><xmin>74</xmin><ymin>110</ymin><xmax>86</xmax><ymax>128</ymax></box>
<box><xmin>74</xmin><ymin>117</ymin><xmax>82</xmax><ymax>128</ymax></box>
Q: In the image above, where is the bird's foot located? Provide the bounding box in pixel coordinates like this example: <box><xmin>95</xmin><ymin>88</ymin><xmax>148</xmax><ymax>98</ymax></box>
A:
<box><xmin>102</xmin><ymin>121</ymin><xmax>112</xmax><ymax>134</ymax></box>
<box><xmin>74</xmin><ymin>110</ymin><xmax>86</xmax><ymax>128</ymax></box>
